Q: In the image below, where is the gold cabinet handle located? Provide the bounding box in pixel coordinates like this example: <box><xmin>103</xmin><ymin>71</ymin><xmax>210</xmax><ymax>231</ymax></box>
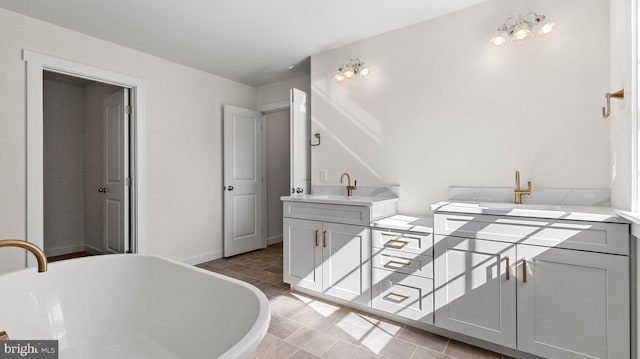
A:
<box><xmin>522</xmin><ymin>257</ymin><xmax>527</xmax><ymax>283</ymax></box>
<box><xmin>315</xmin><ymin>230</ymin><xmax>319</xmax><ymax>246</ymax></box>
<box><xmin>388</xmin><ymin>239</ymin><xmax>409</xmax><ymax>245</ymax></box>
<box><xmin>505</xmin><ymin>256</ymin><xmax>510</xmax><ymax>280</ymax></box>
<box><xmin>389</xmin><ymin>292</ymin><xmax>410</xmax><ymax>300</ymax></box>
<box><xmin>388</xmin><ymin>259</ymin><xmax>411</xmax><ymax>267</ymax></box>
<box><xmin>323</xmin><ymin>230</ymin><xmax>327</xmax><ymax>247</ymax></box>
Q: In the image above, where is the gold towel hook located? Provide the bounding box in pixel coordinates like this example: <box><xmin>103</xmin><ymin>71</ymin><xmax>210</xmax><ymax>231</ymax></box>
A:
<box><xmin>602</xmin><ymin>89</ymin><xmax>624</xmax><ymax>119</ymax></box>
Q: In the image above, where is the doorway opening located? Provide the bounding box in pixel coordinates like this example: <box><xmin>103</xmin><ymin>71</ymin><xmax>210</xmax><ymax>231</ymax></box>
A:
<box><xmin>24</xmin><ymin>50</ymin><xmax>146</xmax><ymax>269</ymax></box>
<box><xmin>43</xmin><ymin>70</ymin><xmax>132</xmax><ymax>260</ymax></box>
<box><xmin>222</xmin><ymin>88</ymin><xmax>310</xmax><ymax>257</ymax></box>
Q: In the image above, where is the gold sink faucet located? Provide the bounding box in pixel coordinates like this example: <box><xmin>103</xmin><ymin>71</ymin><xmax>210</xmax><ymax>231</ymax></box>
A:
<box><xmin>0</xmin><ymin>331</ymin><xmax>8</xmax><ymax>340</ymax></box>
<box><xmin>514</xmin><ymin>170</ymin><xmax>532</xmax><ymax>204</ymax></box>
<box><xmin>340</xmin><ymin>172</ymin><xmax>358</xmax><ymax>197</ymax></box>
<box><xmin>0</xmin><ymin>239</ymin><xmax>48</xmax><ymax>272</ymax></box>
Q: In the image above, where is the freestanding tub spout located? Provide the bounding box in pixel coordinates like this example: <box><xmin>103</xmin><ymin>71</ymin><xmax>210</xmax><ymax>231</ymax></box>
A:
<box><xmin>0</xmin><ymin>239</ymin><xmax>47</xmax><ymax>272</ymax></box>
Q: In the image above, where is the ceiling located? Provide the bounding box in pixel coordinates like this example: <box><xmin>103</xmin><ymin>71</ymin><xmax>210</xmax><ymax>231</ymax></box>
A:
<box><xmin>0</xmin><ymin>0</ymin><xmax>487</xmax><ymax>87</ymax></box>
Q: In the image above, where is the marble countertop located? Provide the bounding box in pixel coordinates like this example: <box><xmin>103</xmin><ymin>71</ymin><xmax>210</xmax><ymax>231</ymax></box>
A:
<box><xmin>281</xmin><ymin>194</ymin><xmax>399</xmax><ymax>207</ymax></box>
<box><xmin>372</xmin><ymin>214</ymin><xmax>433</xmax><ymax>233</ymax></box>
<box><xmin>430</xmin><ymin>201</ymin><xmax>629</xmax><ymax>224</ymax></box>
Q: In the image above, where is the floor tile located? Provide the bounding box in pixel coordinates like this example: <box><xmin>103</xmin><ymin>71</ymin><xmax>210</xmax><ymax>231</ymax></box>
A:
<box><xmin>411</xmin><ymin>346</ymin><xmax>454</xmax><ymax>359</ymax></box>
<box><xmin>285</xmin><ymin>327</ymin><xmax>338</xmax><ymax>357</ymax></box>
<box><xmin>443</xmin><ymin>340</ymin><xmax>502</xmax><ymax>359</ymax></box>
<box><xmin>268</xmin><ymin>314</ymin><xmax>302</xmax><ymax>339</ymax></box>
<box><xmin>397</xmin><ymin>327</ymin><xmax>448</xmax><ymax>353</ymax></box>
<box><xmin>323</xmin><ymin>319</ymin><xmax>373</xmax><ymax>345</ymax></box>
<box><xmin>289</xmin><ymin>349</ymin><xmax>322</xmax><ymax>359</ymax></box>
<box><xmin>289</xmin><ymin>302</ymin><xmax>349</xmax><ymax>331</ymax></box>
<box><xmin>252</xmin><ymin>333</ymin><xmax>298</xmax><ymax>359</ymax></box>
<box><xmin>322</xmin><ymin>340</ymin><xmax>380</xmax><ymax>359</ymax></box>
<box><xmin>361</xmin><ymin>331</ymin><xmax>417</xmax><ymax>359</ymax></box>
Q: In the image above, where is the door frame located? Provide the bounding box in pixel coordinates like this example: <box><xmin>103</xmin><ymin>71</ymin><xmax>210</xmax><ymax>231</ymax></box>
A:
<box><xmin>257</xmin><ymin>100</ymin><xmax>290</xmax><ymax>247</ymax></box>
<box><xmin>24</xmin><ymin>50</ymin><xmax>147</xmax><ymax>267</ymax></box>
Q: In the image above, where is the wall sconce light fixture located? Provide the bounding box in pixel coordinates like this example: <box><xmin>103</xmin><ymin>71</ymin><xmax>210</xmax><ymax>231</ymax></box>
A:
<box><xmin>490</xmin><ymin>12</ymin><xmax>558</xmax><ymax>48</ymax></box>
<box><xmin>334</xmin><ymin>58</ymin><xmax>370</xmax><ymax>82</ymax></box>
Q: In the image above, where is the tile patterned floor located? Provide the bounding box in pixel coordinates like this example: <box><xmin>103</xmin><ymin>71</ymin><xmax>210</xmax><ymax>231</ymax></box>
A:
<box><xmin>197</xmin><ymin>243</ymin><xmax>510</xmax><ymax>359</ymax></box>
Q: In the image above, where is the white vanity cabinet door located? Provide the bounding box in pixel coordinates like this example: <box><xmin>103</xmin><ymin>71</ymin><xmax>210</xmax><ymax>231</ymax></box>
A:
<box><xmin>283</xmin><ymin>218</ymin><xmax>322</xmax><ymax>292</ymax></box>
<box><xmin>434</xmin><ymin>235</ymin><xmax>517</xmax><ymax>349</ymax></box>
<box><xmin>517</xmin><ymin>244</ymin><xmax>629</xmax><ymax>359</ymax></box>
<box><xmin>322</xmin><ymin>222</ymin><xmax>372</xmax><ymax>306</ymax></box>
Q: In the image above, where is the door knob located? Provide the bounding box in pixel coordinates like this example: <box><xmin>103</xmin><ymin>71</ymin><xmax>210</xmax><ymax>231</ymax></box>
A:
<box><xmin>227</xmin><ymin>186</ymin><xmax>234</xmax><ymax>191</ymax></box>
<box><xmin>295</xmin><ymin>187</ymin><xmax>303</xmax><ymax>194</ymax></box>
<box><xmin>98</xmin><ymin>187</ymin><xmax>107</xmax><ymax>193</ymax></box>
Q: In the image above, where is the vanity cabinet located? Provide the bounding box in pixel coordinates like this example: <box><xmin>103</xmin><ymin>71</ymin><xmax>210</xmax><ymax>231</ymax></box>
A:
<box><xmin>283</xmin><ymin>217</ymin><xmax>371</xmax><ymax>306</ymax></box>
<box><xmin>434</xmin><ymin>213</ymin><xmax>630</xmax><ymax>359</ymax></box>
<box><xmin>371</xmin><ymin>228</ymin><xmax>434</xmax><ymax>324</ymax></box>
<box><xmin>434</xmin><ymin>235</ymin><xmax>516</xmax><ymax>348</ymax></box>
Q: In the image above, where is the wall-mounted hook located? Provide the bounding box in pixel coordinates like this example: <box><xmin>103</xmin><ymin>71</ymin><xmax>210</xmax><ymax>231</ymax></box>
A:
<box><xmin>310</xmin><ymin>133</ymin><xmax>321</xmax><ymax>146</ymax></box>
<box><xmin>602</xmin><ymin>89</ymin><xmax>624</xmax><ymax>119</ymax></box>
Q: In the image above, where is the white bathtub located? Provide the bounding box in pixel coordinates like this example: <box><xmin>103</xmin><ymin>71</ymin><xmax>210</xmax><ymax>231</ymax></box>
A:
<box><xmin>0</xmin><ymin>254</ymin><xmax>270</xmax><ymax>358</ymax></box>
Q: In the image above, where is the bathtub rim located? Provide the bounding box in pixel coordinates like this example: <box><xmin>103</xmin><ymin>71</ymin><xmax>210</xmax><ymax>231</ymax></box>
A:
<box><xmin>0</xmin><ymin>253</ymin><xmax>271</xmax><ymax>359</ymax></box>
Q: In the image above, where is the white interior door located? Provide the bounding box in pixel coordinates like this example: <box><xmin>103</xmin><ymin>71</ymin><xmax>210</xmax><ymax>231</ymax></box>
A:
<box><xmin>103</xmin><ymin>89</ymin><xmax>130</xmax><ymax>254</ymax></box>
<box><xmin>290</xmin><ymin>88</ymin><xmax>311</xmax><ymax>195</ymax></box>
<box><xmin>224</xmin><ymin>105</ymin><xmax>264</xmax><ymax>257</ymax></box>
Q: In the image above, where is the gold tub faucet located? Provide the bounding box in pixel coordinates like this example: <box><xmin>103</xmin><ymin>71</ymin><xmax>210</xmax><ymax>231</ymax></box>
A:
<box><xmin>514</xmin><ymin>170</ymin><xmax>532</xmax><ymax>204</ymax></box>
<box><xmin>0</xmin><ymin>239</ymin><xmax>47</xmax><ymax>272</ymax></box>
<box><xmin>340</xmin><ymin>172</ymin><xmax>358</xmax><ymax>197</ymax></box>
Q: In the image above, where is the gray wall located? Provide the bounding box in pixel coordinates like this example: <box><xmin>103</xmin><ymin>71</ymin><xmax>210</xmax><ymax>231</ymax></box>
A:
<box><xmin>265</xmin><ymin>110</ymin><xmax>290</xmax><ymax>243</ymax></box>
<box><xmin>43</xmin><ymin>73</ymin><xmax>121</xmax><ymax>256</ymax></box>
<box><xmin>43</xmin><ymin>80</ymin><xmax>86</xmax><ymax>255</ymax></box>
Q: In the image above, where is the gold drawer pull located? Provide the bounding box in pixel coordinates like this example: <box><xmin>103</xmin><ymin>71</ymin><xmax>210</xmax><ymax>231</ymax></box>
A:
<box><xmin>387</xmin><ymin>239</ymin><xmax>409</xmax><ymax>245</ymax></box>
<box><xmin>315</xmin><ymin>230</ymin><xmax>319</xmax><ymax>246</ymax></box>
<box><xmin>522</xmin><ymin>257</ymin><xmax>527</xmax><ymax>283</ymax></box>
<box><xmin>388</xmin><ymin>259</ymin><xmax>412</xmax><ymax>267</ymax></box>
<box><xmin>505</xmin><ymin>256</ymin><xmax>510</xmax><ymax>280</ymax></box>
<box><xmin>323</xmin><ymin>230</ymin><xmax>327</xmax><ymax>247</ymax></box>
<box><xmin>389</xmin><ymin>292</ymin><xmax>410</xmax><ymax>300</ymax></box>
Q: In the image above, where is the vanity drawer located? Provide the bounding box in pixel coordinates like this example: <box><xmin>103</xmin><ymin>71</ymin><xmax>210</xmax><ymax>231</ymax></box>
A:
<box><xmin>435</xmin><ymin>214</ymin><xmax>629</xmax><ymax>255</ymax></box>
<box><xmin>372</xmin><ymin>229</ymin><xmax>433</xmax><ymax>255</ymax></box>
<box><xmin>372</xmin><ymin>248</ymin><xmax>433</xmax><ymax>279</ymax></box>
<box><xmin>372</xmin><ymin>268</ymin><xmax>433</xmax><ymax>324</ymax></box>
<box><xmin>283</xmin><ymin>201</ymin><xmax>370</xmax><ymax>225</ymax></box>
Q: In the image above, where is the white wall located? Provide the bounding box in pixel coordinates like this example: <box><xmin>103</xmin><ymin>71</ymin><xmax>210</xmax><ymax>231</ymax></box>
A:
<box><xmin>0</xmin><ymin>8</ymin><xmax>256</xmax><ymax>272</ymax></box>
<box><xmin>265</xmin><ymin>110</ymin><xmax>291</xmax><ymax>243</ymax></box>
<box><xmin>311</xmin><ymin>0</ymin><xmax>611</xmax><ymax>215</ymax></box>
<box><xmin>256</xmin><ymin>74</ymin><xmax>311</xmax><ymax>107</ymax></box>
<box><xmin>609</xmin><ymin>0</ymin><xmax>636</xmax><ymax>211</ymax></box>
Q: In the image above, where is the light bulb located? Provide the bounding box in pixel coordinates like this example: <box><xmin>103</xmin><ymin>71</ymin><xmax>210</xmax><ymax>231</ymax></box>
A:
<box><xmin>359</xmin><ymin>66</ymin><xmax>370</xmax><ymax>77</ymax></box>
<box><xmin>343</xmin><ymin>67</ymin><xmax>355</xmax><ymax>78</ymax></box>
<box><xmin>511</xmin><ymin>21</ymin><xmax>533</xmax><ymax>44</ymax></box>
<box><xmin>489</xmin><ymin>30</ymin><xmax>508</xmax><ymax>48</ymax></box>
<box><xmin>536</xmin><ymin>18</ymin><xmax>558</xmax><ymax>37</ymax></box>
<box><xmin>334</xmin><ymin>71</ymin><xmax>345</xmax><ymax>82</ymax></box>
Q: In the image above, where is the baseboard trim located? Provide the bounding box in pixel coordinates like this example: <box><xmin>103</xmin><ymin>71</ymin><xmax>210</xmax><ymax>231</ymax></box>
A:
<box><xmin>267</xmin><ymin>235</ymin><xmax>283</xmax><ymax>246</ymax></box>
<box><xmin>45</xmin><ymin>244</ymin><xmax>85</xmax><ymax>257</ymax></box>
<box><xmin>84</xmin><ymin>244</ymin><xmax>105</xmax><ymax>255</ymax></box>
<box><xmin>182</xmin><ymin>250</ymin><xmax>223</xmax><ymax>266</ymax></box>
